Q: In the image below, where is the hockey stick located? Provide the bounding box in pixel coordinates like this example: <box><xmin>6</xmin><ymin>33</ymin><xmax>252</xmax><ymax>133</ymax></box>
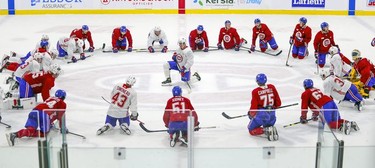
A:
<box><xmin>101</xmin><ymin>96</ymin><xmax>145</xmax><ymax>124</ymax></box>
<box><xmin>84</xmin><ymin>43</ymin><xmax>105</xmax><ymax>53</ymax></box>
<box><xmin>175</xmin><ymin>62</ymin><xmax>192</xmax><ymax>94</ymax></box>
<box><xmin>139</xmin><ymin>123</ymin><xmax>216</xmax><ymax>133</ymax></box>
<box><xmin>68</xmin><ymin>131</ymin><xmax>86</xmax><ymax>139</ymax></box>
<box><xmin>241</xmin><ymin>46</ymin><xmax>282</xmax><ymax>56</ymax></box>
<box><xmin>283</xmin><ymin>118</ymin><xmax>313</xmax><ymax>128</ymax></box>
<box><xmin>222</xmin><ymin>103</ymin><xmax>299</xmax><ymax>119</ymax></box>
<box><xmin>314</xmin><ymin>44</ymin><xmax>320</xmax><ymax>75</ymax></box>
<box><xmin>67</xmin><ymin>54</ymin><xmax>93</xmax><ymax>64</ymax></box>
<box><xmin>0</xmin><ymin>121</ymin><xmax>11</xmax><ymax>128</ymax></box>
<box><xmin>285</xmin><ymin>42</ymin><xmax>293</xmax><ymax>67</ymax></box>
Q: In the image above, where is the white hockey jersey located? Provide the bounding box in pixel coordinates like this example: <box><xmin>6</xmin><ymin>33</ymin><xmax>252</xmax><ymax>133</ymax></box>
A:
<box><xmin>147</xmin><ymin>29</ymin><xmax>168</xmax><ymax>47</ymax></box>
<box><xmin>175</xmin><ymin>46</ymin><xmax>194</xmax><ymax>70</ymax></box>
<box><xmin>58</xmin><ymin>37</ymin><xmax>83</xmax><ymax>58</ymax></box>
<box><xmin>329</xmin><ymin>53</ymin><xmax>351</xmax><ymax>78</ymax></box>
<box><xmin>35</xmin><ymin>41</ymin><xmax>50</xmax><ymax>51</ymax></box>
<box><xmin>323</xmin><ymin>75</ymin><xmax>351</xmax><ymax>101</ymax></box>
<box><xmin>107</xmin><ymin>83</ymin><xmax>137</xmax><ymax>118</ymax></box>
<box><xmin>40</xmin><ymin>52</ymin><xmax>53</xmax><ymax>72</ymax></box>
<box><xmin>14</xmin><ymin>59</ymin><xmax>40</xmax><ymax>78</ymax></box>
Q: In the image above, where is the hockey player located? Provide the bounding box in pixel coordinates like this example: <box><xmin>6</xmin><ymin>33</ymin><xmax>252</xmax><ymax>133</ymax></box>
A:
<box><xmin>57</xmin><ymin>37</ymin><xmax>85</xmax><ymax>63</ymax></box>
<box><xmin>18</xmin><ymin>64</ymin><xmax>62</xmax><ymax>101</ymax></box>
<box><xmin>148</xmin><ymin>26</ymin><xmax>168</xmax><ymax>53</ymax></box>
<box><xmin>217</xmin><ymin>20</ymin><xmax>244</xmax><ymax>51</ymax></box>
<box><xmin>97</xmin><ymin>76</ymin><xmax>138</xmax><ymax>135</ymax></box>
<box><xmin>289</xmin><ymin>17</ymin><xmax>312</xmax><ymax>59</ymax></box>
<box><xmin>352</xmin><ymin>49</ymin><xmax>375</xmax><ymax>98</ymax></box>
<box><xmin>70</xmin><ymin>25</ymin><xmax>94</xmax><ymax>52</ymax></box>
<box><xmin>250</xmin><ymin>18</ymin><xmax>279</xmax><ymax>53</ymax></box>
<box><xmin>162</xmin><ymin>38</ymin><xmax>201</xmax><ymax>85</ymax></box>
<box><xmin>189</xmin><ymin>25</ymin><xmax>209</xmax><ymax>52</ymax></box>
<box><xmin>6</xmin><ymin>90</ymin><xmax>67</xmax><ymax>146</ymax></box>
<box><xmin>163</xmin><ymin>86</ymin><xmax>199</xmax><ymax>147</ymax></box>
<box><xmin>112</xmin><ymin>26</ymin><xmax>133</xmax><ymax>53</ymax></box>
<box><xmin>247</xmin><ymin>73</ymin><xmax>281</xmax><ymax>141</ymax></box>
<box><xmin>300</xmin><ymin>79</ymin><xmax>359</xmax><ymax>135</ymax></box>
<box><xmin>328</xmin><ymin>46</ymin><xmax>352</xmax><ymax>78</ymax></box>
<box><xmin>320</xmin><ymin>69</ymin><xmax>363</xmax><ymax>111</ymax></box>
<box><xmin>35</xmin><ymin>34</ymin><xmax>50</xmax><ymax>51</ymax></box>
<box><xmin>313</xmin><ymin>22</ymin><xmax>336</xmax><ymax>68</ymax></box>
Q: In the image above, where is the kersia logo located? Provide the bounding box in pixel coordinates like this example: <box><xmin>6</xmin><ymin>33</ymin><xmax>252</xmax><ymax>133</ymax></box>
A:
<box><xmin>369</xmin><ymin>0</ymin><xmax>375</xmax><ymax>6</ymax></box>
<box><xmin>101</xmin><ymin>0</ymin><xmax>110</xmax><ymax>5</ymax></box>
<box><xmin>193</xmin><ymin>0</ymin><xmax>204</xmax><ymax>6</ymax></box>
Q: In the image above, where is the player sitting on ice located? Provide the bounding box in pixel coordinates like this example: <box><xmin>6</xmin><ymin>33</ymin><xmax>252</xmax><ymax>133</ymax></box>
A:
<box><xmin>250</xmin><ymin>18</ymin><xmax>279</xmax><ymax>53</ymax></box>
<box><xmin>247</xmin><ymin>73</ymin><xmax>281</xmax><ymax>141</ymax></box>
<box><xmin>148</xmin><ymin>26</ymin><xmax>168</xmax><ymax>53</ymax></box>
<box><xmin>320</xmin><ymin>69</ymin><xmax>364</xmax><ymax>111</ymax></box>
<box><xmin>112</xmin><ymin>26</ymin><xmax>133</xmax><ymax>53</ymax></box>
<box><xmin>6</xmin><ymin>90</ymin><xmax>67</xmax><ymax>146</ymax></box>
<box><xmin>163</xmin><ymin>86</ymin><xmax>199</xmax><ymax>147</ymax></box>
<box><xmin>217</xmin><ymin>20</ymin><xmax>246</xmax><ymax>51</ymax></box>
<box><xmin>189</xmin><ymin>25</ymin><xmax>209</xmax><ymax>52</ymax></box>
<box><xmin>162</xmin><ymin>38</ymin><xmax>201</xmax><ymax>86</ymax></box>
<box><xmin>289</xmin><ymin>17</ymin><xmax>312</xmax><ymax>59</ymax></box>
<box><xmin>352</xmin><ymin>49</ymin><xmax>375</xmax><ymax>99</ymax></box>
<box><xmin>57</xmin><ymin>37</ymin><xmax>85</xmax><ymax>63</ymax></box>
<box><xmin>97</xmin><ymin>76</ymin><xmax>138</xmax><ymax>136</ymax></box>
<box><xmin>70</xmin><ymin>25</ymin><xmax>95</xmax><ymax>52</ymax></box>
<box><xmin>300</xmin><ymin>79</ymin><xmax>359</xmax><ymax>135</ymax></box>
<box><xmin>313</xmin><ymin>22</ymin><xmax>336</xmax><ymax>68</ymax></box>
<box><xmin>328</xmin><ymin>46</ymin><xmax>352</xmax><ymax>78</ymax></box>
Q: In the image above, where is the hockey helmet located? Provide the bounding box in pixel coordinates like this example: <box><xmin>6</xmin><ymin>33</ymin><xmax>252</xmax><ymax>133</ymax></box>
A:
<box><xmin>82</xmin><ymin>25</ymin><xmax>89</xmax><ymax>31</ymax></box>
<box><xmin>50</xmin><ymin>63</ymin><xmax>62</xmax><ymax>76</ymax></box>
<box><xmin>178</xmin><ymin>37</ymin><xmax>187</xmax><ymax>44</ymax></box>
<box><xmin>371</xmin><ymin>38</ymin><xmax>375</xmax><ymax>47</ymax></box>
<box><xmin>320</xmin><ymin>68</ymin><xmax>331</xmax><ymax>80</ymax></box>
<box><xmin>76</xmin><ymin>39</ymin><xmax>84</xmax><ymax>48</ymax></box>
<box><xmin>40</xmin><ymin>40</ymin><xmax>49</xmax><ymax>48</ymax></box>
<box><xmin>303</xmin><ymin>79</ymin><xmax>314</xmax><ymax>89</ymax></box>
<box><xmin>33</xmin><ymin>52</ymin><xmax>44</xmax><ymax>60</ymax></box>
<box><xmin>352</xmin><ymin>49</ymin><xmax>361</xmax><ymax>60</ymax></box>
<box><xmin>254</xmin><ymin>18</ymin><xmax>261</xmax><ymax>24</ymax></box>
<box><xmin>41</xmin><ymin>34</ymin><xmax>49</xmax><ymax>41</ymax></box>
<box><xmin>126</xmin><ymin>75</ymin><xmax>136</xmax><ymax>86</ymax></box>
<box><xmin>320</xmin><ymin>22</ymin><xmax>329</xmax><ymax>30</ymax></box>
<box><xmin>154</xmin><ymin>26</ymin><xmax>161</xmax><ymax>32</ymax></box>
<box><xmin>197</xmin><ymin>25</ymin><xmax>204</xmax><ymax>31</ymax></box>
<box><xmin>256</xmin><ymin>73</ymin><xmax>267</xmax><ymax>85</ymax></box>
<box><xmin>120</xmin><ymin>26</ymin><xmax>127</xmax><ymax>33</ymax></box>
<box><xmin>225</xmin><ymin>20</ymin><xmax>231</xmax><ymax>25</ymax></box>
<box><xmin>55</xmin><ymin>89</ymin><xmax>66</xmax><ymax>100</ymax></box>
<box><xmin>299</xmin><ymin>17</ymin><xmax>307</xmax><ymax>24</ymax></box>
<box><xmin>172</xmin><ymin>86</ymin><xmax>182</xmax><ymax>96</ymax></box>
<box><xmin>328</xmin><ymin>46</ymin><xmax>339</xmax><ymax>55</ymax></box>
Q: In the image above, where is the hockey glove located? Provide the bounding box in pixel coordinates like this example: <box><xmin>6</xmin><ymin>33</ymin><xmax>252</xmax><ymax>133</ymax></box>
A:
<box><xmin>0</xmin><ymin>115</ymin><xmax>2</xmax><ymax>122</ymax></box>
<box><xmin>203</xmin><ymin>47</ymin><xmax>209</xmax><ymax>52</ymax></box>
<box><xmin>88</xmin><ymin>46</ymin><xmax>95</xmax><ymax>52</ymax></box>
<box><xmin>172</xmin><ymin>52</ymin><xmax>178</xmax><ymax>62</ymax></box>
<box><xmin>289</xmin><ymin>36</ymin><xmax>294</xmax><ymax>45</ymax></box>
<box><xmin>159</xmin><ymin>39</ymin><xmax>164</xmax><ymax>45</ymax></box>
<box><xmin>250</xmin><ymin>44</ymin><xmax>256</xmax><ymax>52</ymax></box>
<box><xmin>148</xmin><ymin>46</ymin><xmax>155</xmax><ymax>53</ymax></box>
<box><xmin>248</xmin><ymin>112</ymin><xmax>253</xmax><ymax>120</ymax></box>
<box><xmin>194</xmin><ymin>122</ymin><xmax>200</xmax><ymax>131</ymax></box>
<box><xmin>130</xmin><ymin>112</ymin><xmax>138</xmax><ymax>121</ymax></box>
<box><xmin>60</xmin><ymin>128</ymin><xmax>69</xmax><ymax>134</ymax></box>
<box><xmin>300</xmin><ymin>116</ymin><xmax>308</xmax><ymax>124</ymax></box>
<box><xmin>113</xmin><ymin>48</ymin><xmax>119</xmax><ymax>53</ymax></box>
<box><xmin>127</xmin><ymin>47</ymin><xmax>132</xmax><ymax>52</ymax></box>
<box><xmin>217</xmin><ymin>43</ymin><xmax>223</xmax><ymax>50</ymax></box>
<box><xmin>71</xmin><ymin>56</ymin><xmax>77</xmax><ymax>63</ymax></box>
<box><xmin>372</xmin><ymin>38</ymin><xmax>375</xmax><ymax>47</ymax></box>
<box><xmin>234</xmin><ymin>45</ymin><xmax>240</xmax><ymax>51</ymax></box>
<box><xmin>314</xmin><ymin>51</ymin><xmax>318</xmax><ymax>59</ymax></box>
<box><xmin>161</xmin><ymin>46</ymin><xmax>168</xmax><ymax>53</ymax></box>
<box><xmin>195</xmin><ymin>38</ymin><xmax>203</xmax><ymax>45</ymax></box>
<box><xmin>312</xmin><ymin>112</ymin><xmax>319</xmax><ymax>121</ymax></box>
<box><xmin>80</xmin><ymin>53</ymin><xmax>86</xmax><ymax>60</ymax></box>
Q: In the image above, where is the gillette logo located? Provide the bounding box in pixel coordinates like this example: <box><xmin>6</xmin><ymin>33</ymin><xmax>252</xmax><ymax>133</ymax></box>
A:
<box><xmin>31</xmin><ymin>0</ymin><xmax>82</xmax><ymax>6</ymax></box>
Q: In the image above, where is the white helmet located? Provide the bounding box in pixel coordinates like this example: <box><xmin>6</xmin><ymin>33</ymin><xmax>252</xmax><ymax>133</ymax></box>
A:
<box><xmin>328</xmin><ymin>46</ymin><xmax>338</xmax><ymax>56</ymax></box>
<box><xmin>33</xmin><ymin>52</ymin><xmax>44</xmax><ymax>60</ymax></box>
<box><xmin>76</xmin><ymin>39</ymin><xmax>84</xmax><ymax>48</ymax></box>
<box><xmin>178</xmin><ymin>37</ymin><xmax>186</xmax><ymax>44</ymax></box>
<box><xmin>50</xmin><ymin>63</ymin><xmax>62</xmax><ymax>76</ymax></box>
<box><xmin>154</xmin><ymin>26</ymin><xmax>161</xmax><ymax>32</ymax></box>
<box><xmin>320</xmin><ymin>68</ymin><xmax>331</xmax><ymax>80</ymax></box>
<box><xmin>49</xmin><ymin>49</ymin><xmax>58</xmax><ymax>59</ymax></box>
<box><xmin>41</xmin><ymin>34</ymin><xmax>49</xmax><ymax>41</ymax></box>
<box><xmin>126</xmin><ymin>75</ymin><xmax>136</xmax><ymax>86</ymax></box>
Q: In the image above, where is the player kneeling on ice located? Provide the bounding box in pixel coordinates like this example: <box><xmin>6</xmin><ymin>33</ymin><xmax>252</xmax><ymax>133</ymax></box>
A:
<box><xmin>250</xmin><ymin>18</ymin><xmax>279</xmax><ymax>53</ymax></box>
<box><xmin>289</xmin><ymin>17</ymin><xmax>312</xmax><ymax>59</ymax></box>
<box><xmin>97</xmin><ymin>76</ymin><xmax>138</xmax><ymax>136</ymax></box>
<box><xmin>217</xmin><ymin>20</ymin><xmax>246</xmax><ymax>51</ymax></box>
<box><xmin>162</xmin><ymin>38</ymin><xmax>201</xmax><ymax>86</ymax></box>
<box><xmin>57</xmin><ymin>37</ymin><xmax>86</xmax><ymax>63</ymax></box>
<box><xmin>320</xmin><ymin>69</ymin><xmax>364</xmax><ymax>111</ymax></box>
<box><xmin>148</xmin><ymin>26</ymin><xmax>168</xmax><ymax>53</ymax></box>
<box><xmin>328</xmin><ymin>46</ymin><xmax>352</xmax><ymax>78</ymax></box>
<box><xmin>248</xmin><ymin>73</ymin><xmax>281</xmax><ymax>141</ymax></box>
<box><xmin>189</xmin><ymin>25</ymin><xmax>209</xmax><ymax>52</ymax></box>
<box><xmin>300</xmin><ymin>79</ymin><xmax>359</xmax><ymax>135</ymax></box>
<box><xmin>112</xmin><ymin>26</ymin><xmax>133</xmax><ymax>53</ymax></box>
<box><xmin>70</xmin><ymin>25</ymin><xmax>95</xmax><ymax>52</ymax></box>
<box><xmin>163</xmin><ymin>86</ymin><xmax>199</xmax><ymax>147</ymax></box>
<box><xmin>6</xmin><ymin>90</ymin><xmax>67</xmax><ymax>146</ymax></box>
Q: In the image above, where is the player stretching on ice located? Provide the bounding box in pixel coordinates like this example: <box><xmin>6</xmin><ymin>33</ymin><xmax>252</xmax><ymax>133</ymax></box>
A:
<box><xmin>148</xmin><ymin>26</ymin><xmax>168</xmax><ymax>53</ymax></box>
<box><xmin>97</xmin><ymin>76</ymin><xmax>138</xmax><ymax>135</ymax></box>
<box><xmin>70</xmin><ymin>25</ymin><xmax>95</xmax><ymax>52</ymax></box>
<box><xmin>217</xmin><ymin>20</ymin><xmax>245</xmax><ymax>51</ymax></box>
<box><xmin>247</xmin><ymin>73</ymin><xmax>281</xmax><ymax>141</ymax></box>
<box><xmin>162</xmin><ymin>38</ymin><xmax>201</xmax><ymax>86</ymax></box>
<box><xmin>289</xmin><ymin>17</ymin><xmax>311</xmax><ymax>59</ymax></box>
<box><xmin>313</xmin><ymin>22</ymin><xmax>336</xmax><ymax>68</ymax></box>
<box><xmin>250</xmin><ymin>18</ymin><xmax>279</xmax><ymax>54</ymax></box>
<box><xmin>328</xmin><ymin>46</ymin><xmax>351</xmax><ymax>78</ymax></box>
<box><xmin>112</xmin><ymin>26</ymin><xmax>133</xmax><ymax>53</ymax></box>
<box><xmin>163</xmin><ymin>86</ymin><xmax>199</xmax><ymax>147</ymax></box>
<box><xmin>189</xmin><ymin>25</ymin><xmax>209</xmax><ymax>52</ymax></box>
<box><xmin>352</xmin><ymin>49</ymin><xmax>375</xmax><ymax>99</ymax></box>
<box><xmin>300</xmin><ymin>79</ymin><xmax>359</xmax><ymax>135</ymax></box>
<box><xmin>6</xmin><ymin>90</ymin><xmax>67</xmax><ymax>146</ymax></box>
<box><xmin>57</xmin><ymin>37</ymin><xmax>85</xmax><ymax>63</ymax></box>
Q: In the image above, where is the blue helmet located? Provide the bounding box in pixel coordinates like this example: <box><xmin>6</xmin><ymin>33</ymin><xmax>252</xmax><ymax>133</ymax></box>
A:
<box><xmin>303</xmin><ymin>79</ymin><xmax>314</xmax><ymax>89</ymax></box>
<box><xmin>55</xmin><ymin>89</ymin><xmax>66</xmax><ymax>100</ymax></box>
<box><xmin>172</xmin><ymin>86</ymin><xmax>182</xmax><ymax>96</ymax></box>
<box><xmin>256</xmin><ymin>73</ymin><xmax>267</xmax><ymax>85</ymax></box>
<box><xmin>254</xmin><ymin>18</ymin><xmax>261</xmax><ymax>24</ymax></box>
<box><xmin>40</xmin><ymin>40</ymin><xmax>49</xmax><ymax>48</ymax></box>
<box><xmin>299</xmin><ymin>17</ymin><xmax>307</xmax><ymax>24</ymax></box>
<box><xmin>82</xmin><ymin>25</ymin><xmax>89</xmax><ymax>31</ymax></box>
<box><xmin>120</xmin><ymin>26</ymin><xmax>127</xmax><ymax>33</ymax></box>
<box><xmin>320</xmin><ymin>22</ymin><xmax>329</xmax><ymax>30</ymax></box>
<box><xmin>197</xmin><ymin>25</ymin><xmax>204</xmax><ymax>31</ymax></box>
<box><xmin>225</xmin><ymin>20</ymin><xmax>231</xmax><ymax>25</ymax></box>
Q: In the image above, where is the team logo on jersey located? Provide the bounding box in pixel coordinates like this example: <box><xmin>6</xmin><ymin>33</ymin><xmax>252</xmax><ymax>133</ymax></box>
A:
<box><xmin>368</xmin><ymin>0</ymin><xmax>375</xmax><ymax>6</ymax></box>
<box><xmin>322</xmin><ymin>39</ymin><xmax>331</xmax><ymax>47</ymax></box>
<box><xmin>176</xmin><ymin>54</ymin><xmax>183</xmax><ymax>62</ymax></box>
<box><xmin>258</xmin><ymin>33</ymin><xmax>265</xmax><ymax>40</ymax></box>
<box><xmin>223</xmin><ymin>35</ymin><xmax>231</xmax><ymax>43</ymax></box>
<box><xmin>101</xmin><ymin>0</ymin><xmax>110</xmax><ymax>5</ymax></box>
<box><xmin>295</xmin><ymin>32</ymin><xmax>302</xmax><ymax>38</ymax></box>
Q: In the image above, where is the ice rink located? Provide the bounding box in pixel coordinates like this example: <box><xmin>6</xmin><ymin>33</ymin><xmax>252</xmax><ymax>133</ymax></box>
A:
<box><xmin>0</xmin><ymin>14</ymin><xmax>374</xmax><ymax>167</ymax></box>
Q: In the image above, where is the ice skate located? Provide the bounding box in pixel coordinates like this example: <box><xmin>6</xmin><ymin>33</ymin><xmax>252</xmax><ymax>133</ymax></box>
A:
<box><xmin>339</xmin><ymin>121</ymin><xmax>351</xmax><ymax>135</ymax></box>
<box><xmin>120</xmin><ymin>123</ymin><xmax>131</xmax><ymax>135</ymax></box>
<box><xmin>193</xmin><ymin>72</ymin><xmax>201</xmax><ymax>81</ymax></box>
<box><xmin>6</xmin><ymin>132</ymin><xmax>17</xmax><ymax>146</ymax></box>
<box><xmin>161</xmin><ymin>77</ymin><xmax>172</xmax><ymax>86</ymax></box>
<box><xmin>6</xmin><ymin>76</ymin><xmax>14</xmax><ymax>84</ymax></box>
<box><xmin>272</xmin><ymin>126</ymin><xmax>279</xmax><ymax>141</ymax></box>
<box><xmin>96</xmin><ymin>125</ymin><xmax>110</xmax><ymax>135</ymax></box>
<box><xmin>169</xmin><ymin>132</ymin><xmax>180</xmax><ymax>147</ymax></box>
<box><xmin>351</xmin><ymin>121</ymin><xmax>360</xmax><ymax>131</ymax></box>
<box><xmin>264</xmin><ymin>127</ymin><xmax>274</xmax><ymax>141</ymax></box>
<box><xmin>354</xmin><ymin>101</ymin><xmax>363</xmax><ymax>111</ymax></box>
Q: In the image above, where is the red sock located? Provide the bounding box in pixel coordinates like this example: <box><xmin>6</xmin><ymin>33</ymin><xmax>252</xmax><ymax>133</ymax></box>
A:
<box><xmin>249</xmin><ymin>127</ymin><xmax>264</xmax><ymax>136</ymax></box>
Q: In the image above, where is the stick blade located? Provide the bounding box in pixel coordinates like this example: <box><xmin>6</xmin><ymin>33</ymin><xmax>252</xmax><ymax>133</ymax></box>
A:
<box><xmin>221</xmin><ymin>112</ymin><xmax>233</xmax><ymax>119</ymax></box>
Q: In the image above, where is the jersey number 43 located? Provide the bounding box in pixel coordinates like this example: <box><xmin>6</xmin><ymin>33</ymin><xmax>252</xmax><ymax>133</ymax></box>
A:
<box><xmin>112</xmin><ymin>92</ymin><xmax>128</xmax><ymax>108</ymax></box>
